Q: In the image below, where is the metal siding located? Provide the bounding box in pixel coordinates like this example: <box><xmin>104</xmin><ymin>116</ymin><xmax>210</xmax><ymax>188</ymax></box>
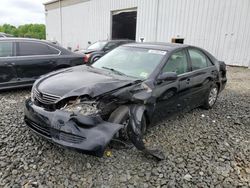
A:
<box><xmin>45</xmin><ymin>8</ymin><xmax>61</xmax><ymax>42</ymax></box>
<box><xmin>156</xmin><ymin>0</ymin><xmax>250</xmax><ymax>67</ymax></box>
<box><xmin>60</xmin><ymin>0</ymin><xmax>140</xmax><ymax>49</ymax></box>
<box><xmin>45</xmin><ymin>0</ymin><xmax>250</xmax><ymax>67</ymax></box>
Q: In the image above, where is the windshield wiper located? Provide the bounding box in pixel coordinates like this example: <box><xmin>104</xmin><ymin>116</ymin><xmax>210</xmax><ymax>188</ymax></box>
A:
<box><xmin>102</xmin><ymin>66</ymin><xmax>126</xmax><ymax>76</ymax></box>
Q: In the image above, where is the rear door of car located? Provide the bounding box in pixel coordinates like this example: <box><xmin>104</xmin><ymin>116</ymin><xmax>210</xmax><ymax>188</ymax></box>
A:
<box><xmin>14</xmin><ymin>41</ymin><xmax>61</xmax><ymax>83</ymax></box>
<box><xmin>0</xmin><ymin>41</ymin><xmax>17</xmax><ymax>88</ymax></box>
<box><xmin>187</xmin><ymin>47</ymin><xmax>218</xmax><ymax>108</ymax></box>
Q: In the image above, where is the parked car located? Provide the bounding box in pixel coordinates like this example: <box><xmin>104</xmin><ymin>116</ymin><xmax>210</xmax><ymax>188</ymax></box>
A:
<box><xmin>24</xmin><ymin>42</ymin><xmax>227</xmax><ymax>159</ymax></box>
<box><xmin>0</xmin><ymin>38</ymin><xmax>85</xmax><ymax>90</ymax></box>
<box><xmin>0</xmin><ymin>32</ymin><xmax>13</xmax><ymax>38</ymax></box>
<box><xmin>77</xmin><ymin>39</ymin><xmax>134</xmax><ymax>64</ymax></box>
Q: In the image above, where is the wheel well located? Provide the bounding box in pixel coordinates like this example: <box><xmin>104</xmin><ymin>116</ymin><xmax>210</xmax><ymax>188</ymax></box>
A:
<box><xmin>143</xmin><ymin>110</ymin><xmax>150</xmax><ymax>127</ymax></box>
<box><xmin>91</xmin><ymin>56</ymin><xmax>101</xmax><ymax>63</ymax></box>
<box><xmin>216</xmin><ymin>82</ymin><xmax>220</xmax><ymax>91</ymax></box>
<box><xmin>109</xmin><ymin>105</ymin><xmax>149</xmax><ymax>127</ymax></box>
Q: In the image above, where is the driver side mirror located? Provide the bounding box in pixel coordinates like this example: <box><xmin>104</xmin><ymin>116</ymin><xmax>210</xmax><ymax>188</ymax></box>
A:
<box><xmin>157</xmin><ymin>72</ymin><xmax>178</xmax><ymax>83</ymax></box>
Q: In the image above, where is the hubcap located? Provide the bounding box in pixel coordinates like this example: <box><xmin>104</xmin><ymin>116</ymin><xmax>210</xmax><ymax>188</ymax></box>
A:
<box><xmin>208</xmin><ymin>87</ymin><xmax>218</xmax><ymax>106</ymax></box>
<box><xmin>93</xmin><ymin>57</ymin><xmax>99</xmax><ymax>62</ymax></box>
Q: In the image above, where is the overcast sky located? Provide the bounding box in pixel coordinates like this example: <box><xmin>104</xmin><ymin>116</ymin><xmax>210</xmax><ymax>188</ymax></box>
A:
<box><xmin>0</xmin><ymin>0</ymin><xmax>49</xmax><ymax>26</ymax></box>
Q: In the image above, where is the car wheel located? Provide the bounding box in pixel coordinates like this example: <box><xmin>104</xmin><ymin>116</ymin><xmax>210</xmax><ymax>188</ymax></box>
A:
<box><xmin>202</xmin><ymin>84</ymin><xmax>219</xmax><ymax>109</ymax></box>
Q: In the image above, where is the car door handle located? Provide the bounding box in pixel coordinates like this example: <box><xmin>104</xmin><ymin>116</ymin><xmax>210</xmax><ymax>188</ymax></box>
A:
<box><xmin>211</xmin><ymin>70</ymin><xmax>217</xmax><ymax>75</ymax></box>
<box><xmin>186</xmin><ymin>78</ymin><xmax>191</xmax><ymax>84</ymax></box>
<box><xmin>49</xmin><ymin>60</ymin><xmax>56</xmax><ymax>64</ymax></box>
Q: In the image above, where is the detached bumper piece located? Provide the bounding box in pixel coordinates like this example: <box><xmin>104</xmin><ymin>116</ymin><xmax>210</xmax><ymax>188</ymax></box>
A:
<box><xmin>24</xmin><ymin>99</ymin><xmax>123</xmax><ymax>157</ymax></box>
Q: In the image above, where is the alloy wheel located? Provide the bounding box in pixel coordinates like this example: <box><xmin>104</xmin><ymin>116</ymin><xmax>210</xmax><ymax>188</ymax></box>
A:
<box><xmin>208</xmin><ymin>87</ymin><xmax>218</xmax><ymax>107</ymax></box>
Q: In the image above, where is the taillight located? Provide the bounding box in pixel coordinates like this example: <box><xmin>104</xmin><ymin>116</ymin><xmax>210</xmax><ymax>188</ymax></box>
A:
<box><xmin>83</xmin><ymin>54</ymin><xmax>91</xmax><ymax>63</ymax></box>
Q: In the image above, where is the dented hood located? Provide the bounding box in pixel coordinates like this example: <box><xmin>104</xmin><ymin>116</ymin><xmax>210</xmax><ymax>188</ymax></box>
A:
<box><xmin>36</xmin><ymin>65</ymin><xmax>135</xmax><ymax>98</ymax></box>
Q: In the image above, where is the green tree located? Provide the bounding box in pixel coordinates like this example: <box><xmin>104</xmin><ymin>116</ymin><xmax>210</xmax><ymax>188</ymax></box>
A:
<box><xmin>0</xmin><ymin>24</ymin><xmax>45</xmax><ymax>39</ymax></box>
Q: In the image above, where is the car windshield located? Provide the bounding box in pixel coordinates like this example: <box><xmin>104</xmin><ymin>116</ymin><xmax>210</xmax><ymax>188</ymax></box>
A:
<box><xmin>92</xmin><ymin>46</ymin><xmax>166</xmax><ymax>79</ymax></box>
<box><xmin>87</xmin><ymin>41</ymin><xmax>107</xmax><ymax>50</ymax></box>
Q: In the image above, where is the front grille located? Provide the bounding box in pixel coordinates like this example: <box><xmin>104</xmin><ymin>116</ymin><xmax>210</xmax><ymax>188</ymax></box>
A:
<box><xmin>34</xmin><ymin>88</ymin><xmax>61</xmax><ymax>105</ymax></box>
<box><xmin>25</xmin><ymin>118</ymin><xmax>51</xmax><ymax>138</ymax></box>
<box><xmin>25</xmin><ymin>118</ymin><xmax>85</xmax><ymax>144</ymax></box>
<box><xmin>59</xmin><ymin>132</ymin><xmax>86</xmax><ymax>144</ymax></box>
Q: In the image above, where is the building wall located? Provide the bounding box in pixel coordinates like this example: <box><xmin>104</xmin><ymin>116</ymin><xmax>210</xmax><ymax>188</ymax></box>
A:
<box><xmin>45</xmin><ymin>0</ymin><xmax>250</xmax><ymax>67</ymax></box>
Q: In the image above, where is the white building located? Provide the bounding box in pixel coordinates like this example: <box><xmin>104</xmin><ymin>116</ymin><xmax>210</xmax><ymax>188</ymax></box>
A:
<box><xmin>44</xmin><ymin>0</ymin><xmax>250</xmax><ymax>67</ymax></box>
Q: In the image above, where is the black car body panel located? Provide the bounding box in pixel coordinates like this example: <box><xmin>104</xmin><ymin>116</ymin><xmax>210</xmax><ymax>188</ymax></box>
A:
<box><xmin>36</xmin><ymin>66</ymin><xmax>135</xmax><ymax>98</ymax></box>
<box><xmin>24</xmin><ymin>42</ymin><xmax>227</xmax><ymax>159</ymax></box>
<box><xmin>24</xmin><ymin>99</ymin><xmax>123</xmax><ymax>156</ymax></box>
<box><xmin>0</xmin><ymin>38</ymin><xmax>84</xmax><ymax>90</ymax></box>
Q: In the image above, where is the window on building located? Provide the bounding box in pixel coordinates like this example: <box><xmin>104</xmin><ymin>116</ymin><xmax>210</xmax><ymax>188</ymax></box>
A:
<box><xmin>171</xmin><ymin>38</ymin><xmax>184</xmax><ymax>44</ymax></box>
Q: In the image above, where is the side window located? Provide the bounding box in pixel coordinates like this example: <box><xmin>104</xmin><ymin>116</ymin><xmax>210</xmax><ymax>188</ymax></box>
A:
<box><xmin>104</xmin><ymin>42</ymin><xmax>118</xmax><ymax>51</ymax></box>
<box><xmin>0</xmin><ymin>42</ymin><xmax>13</xmax><ymax>57</ymax></box>
<box><xmin>17</xmin><ymin>42</ymin><xmax>59</xmax><ymax>56</ymax></box>
<box><xmin>207</xmin><ymin>57</ymin><xmax>213</xmax><ymax>66</ymax></box>
<box><xmin>188</xmin><ymin>49</ymin><xmax>208</xmax><ymax>70</ymax></box>
<box><xmin>162</xmin><ymin>50</ymin><xmax>189</xmax><ymax>75</ymax></box>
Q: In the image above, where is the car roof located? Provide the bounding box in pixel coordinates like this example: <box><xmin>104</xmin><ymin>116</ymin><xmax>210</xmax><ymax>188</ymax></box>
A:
<box><xmin>123</xmin><ymin>42</ymin><xmax>189</xmax><ymax>52</ymax></box>
<box><xmin>0</xmin><ymin>37</ymin><xmax>75</xmax><ymax>55</ymax></box>
<box><xmin>0</xmin><ymin>37</ymin><xmax>59</xmax><ymax>46</ymax></box>
<box><xmin>0</xmin><ymin>37</ymin><xmax>45</xmax><ymax>42</ymax></box>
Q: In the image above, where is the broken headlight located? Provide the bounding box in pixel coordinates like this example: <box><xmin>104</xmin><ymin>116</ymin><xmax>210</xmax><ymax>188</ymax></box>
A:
<box><xmin>63</xmin><ymin>99</ymin><xmax>100</xmax><ymax>116</ymax></box>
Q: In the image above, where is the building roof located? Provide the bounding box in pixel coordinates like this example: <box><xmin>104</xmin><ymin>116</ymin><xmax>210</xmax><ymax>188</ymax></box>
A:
<box><xmin>43</xmin><ymin>0</ymin><xmax>59</xmax><ymax>5</ymax></box>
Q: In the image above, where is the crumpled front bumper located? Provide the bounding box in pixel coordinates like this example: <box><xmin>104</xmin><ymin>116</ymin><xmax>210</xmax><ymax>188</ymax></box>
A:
<box><xmin>24</xmin><ymin>99</ymin><xmax>123</xmax><ymax>157</ymax></box>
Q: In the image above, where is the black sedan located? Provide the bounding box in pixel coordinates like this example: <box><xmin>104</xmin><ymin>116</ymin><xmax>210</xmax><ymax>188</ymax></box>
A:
<box><xmin>0</xmin><ymin>38</ymin><xmax>84</xmax><ymax>90</ymax></box>
<box><xmin>24</xmin><ymin>42</ymin><xmax>227</xmax><ymax>159</ymax></box>
<box><xmin>77</xmin><ymin>39</ymin><xmax>133</xmax><ymax>64</ymax></box>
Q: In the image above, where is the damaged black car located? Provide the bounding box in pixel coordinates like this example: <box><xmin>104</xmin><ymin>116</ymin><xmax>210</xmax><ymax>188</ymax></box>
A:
<box><xmin>24</xmin><ymin>42</ymin><xmax>227</xmax><ymax>160</ymax></box>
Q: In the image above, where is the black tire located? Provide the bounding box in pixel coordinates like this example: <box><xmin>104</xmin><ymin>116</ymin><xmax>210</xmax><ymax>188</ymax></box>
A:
<box><xmin>108</xmin><ymin>107</ymin><xmax>147</xmax><ymax>140</ymax></box>
<box><xmin>202</xmin><ymin>84</ymin><xmax>219</xmax><ymax>109</ymax></box>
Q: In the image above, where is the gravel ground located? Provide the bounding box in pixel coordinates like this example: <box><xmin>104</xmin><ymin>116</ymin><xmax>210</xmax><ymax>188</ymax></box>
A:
<box><xmin>0</xmin><ymin>66</ymin><xmax>250</xmax><ymax>187</ymax></box>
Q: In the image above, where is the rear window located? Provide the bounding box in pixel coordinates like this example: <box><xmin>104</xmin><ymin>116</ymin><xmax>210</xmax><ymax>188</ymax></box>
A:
<box><xmin>0</xmin><ymin>42</ymin><xmax>13</xmax><ymax>57</ymax></box>
<box><xmin>188</xmin><ymin>49</ymin><xmax>209</xmax><ymax>70</ymax></box>
<box><xmin>17</xmin><ymin>42</ymin><xmax>60</xmax><ymax>56</ymax></box>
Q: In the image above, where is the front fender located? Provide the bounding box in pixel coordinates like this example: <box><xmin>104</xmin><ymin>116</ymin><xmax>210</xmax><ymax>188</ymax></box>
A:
<box><xmin>127</xmin><ymin>105</ymin><xmax>165</xmax><ymax>160</ymax></box>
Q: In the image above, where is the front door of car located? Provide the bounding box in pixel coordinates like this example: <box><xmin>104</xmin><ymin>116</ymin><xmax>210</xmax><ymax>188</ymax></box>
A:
<box><xmin>187</xmin><ymin>48</ymin><xmax>218</xmax><ymax>108</ymax></box>
<box><xmin>151</xmin><ymin>49</ymin><xmax>192</xmax><ymax>123</ymax></box>
<box><xmin>13</xmin><ymin>41</ymin><xmax>60</xmax><ymax>83</ymax></box>
<box><xmin>0</xmin><ymin>41</ymin><xmax>17</xmax><ymax>88</ymax></box>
